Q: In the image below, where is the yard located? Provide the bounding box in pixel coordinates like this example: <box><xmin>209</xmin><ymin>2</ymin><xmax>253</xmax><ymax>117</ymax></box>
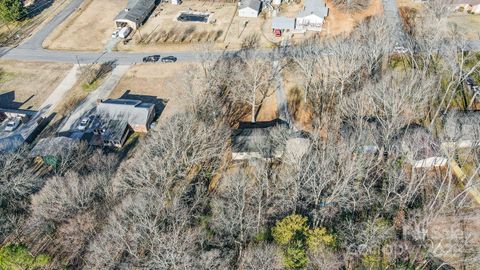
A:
<box><xmin>448</xmin><ymin>14</ymin><xmax>480</xmax><ymax>40</ymax></box>
<box><xmin>321</xmin><ymin>0</ymin><xmax>383</xmax><ymax>36</ymax></box>
<box><xmin>0</xmin><ymin>60</ymin><xmax>73</xmax><ymax>110</ymax></box>
<box><xmin>118</xmin><ymin>0</ymin><xmax>273</xmax><ymax>52</ymax></box>
<box><xmin>108</xmin><ymin>63</ymin><xmax>277</xmax><ymax>123</ymax></box>
<box><xmin>43</xmin><ymin>0</ymin><xmax>128</xmax><ymax>51</ymax></box>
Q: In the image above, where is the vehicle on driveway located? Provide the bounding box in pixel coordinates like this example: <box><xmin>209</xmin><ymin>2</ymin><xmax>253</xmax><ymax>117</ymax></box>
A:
<box><xmin>4</xmin><ymin>118</ymin><xmax>21</xmax><ymax>132</ymax></box>
<box><xmin>78</xmin><ymin>116</ymin><xmax>93</xmax><ymax>131</ymax></box>
<box><xmin>143</xmin><ymin>55</ymin><xmax>161</xmax><ymax>63</ymax></box>
<box><xmin>118</xmin><ymin>27</ymin><xmax>132</xmax><ymax>39</ymax></box>
<box><xmin>161</xmin><ymin>56</ymin><xmax>177</xmax><ymax>63</ymax></box>
<box><xmin>112</xmin><ymin>29</ymin><xmax>120</xmax><ymax>38</ymax></box>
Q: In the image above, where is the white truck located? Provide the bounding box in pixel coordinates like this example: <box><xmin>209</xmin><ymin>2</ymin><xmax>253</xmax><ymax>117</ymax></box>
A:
<box><xmin>118</xmin><ymin>27</ymin><xmax>132</xmax><ymax>39</ymax></box>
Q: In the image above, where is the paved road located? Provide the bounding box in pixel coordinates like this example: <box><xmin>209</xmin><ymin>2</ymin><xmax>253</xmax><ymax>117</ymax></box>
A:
<box><xmin>1</xmin><ymin>0</ymin><xmax>480</xmax><ymax>65</ymax></box>
<box><xmin>58</xmin><ymin>65</ymin><xmax>130</xmax><ymax>133</ymax></box>
<box><xmin>20</xmin><ymin>0</ymin><xmax>85</xmax><ymax>50</ymax></box>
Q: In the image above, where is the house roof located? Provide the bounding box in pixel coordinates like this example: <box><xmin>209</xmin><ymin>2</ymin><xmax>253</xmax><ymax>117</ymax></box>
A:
<box><xmin>0</xmin><ymin>134</ymin><xmax>24</xmax><ymax>153</ymax></box>
<box><xmin>443</xmin><ymin>111</ymin><xmax>480</xmax><ymax>142</ymax></box>
<box><xmin>451</xmin><ymin>0</ymin><xmax>480</xmax><ymax>5</ymax></box>
<box><xmin>96</xmin><ymin>98</ymin><xmax>155</xmax><ymax>127</ymax></box>
<box><xmin>29</xmin><ymin>137</ymin><xmax>80</xmax><ymax>158</ymax></box>
<box><xmin>232</xmin><ymin>120</ymin><xmax>289</xmax><ymax>157</ymax></box>
<box><xmin>115</xmin><ymin>0</ymin><xmax>156</xmax><ymax>25</ymax></box>
<box><xmin>272</xmin><ymin>16</ymin><xmax>296</xmax><ymax>30</ymax></box>
<box><xmin>99</xmin><ymin>119</ymin><xmax>129</xmax><ymax>142</ymax></box>
<box><xmin>298</xmin><ymin>0</ymin><xmax>329</xmax><ymax>18</ymax></box>
<box><xmin>239</xmin><ymin>0</ymin><xmax>261</xmax><ymax>11</ymax></box>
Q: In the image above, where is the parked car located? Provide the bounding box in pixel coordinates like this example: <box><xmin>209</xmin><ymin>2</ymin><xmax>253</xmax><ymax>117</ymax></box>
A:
<box><xmin>4</xmin><ymin>118</ymin><xmax>21</xmax><ymax>132</ymax></box>
<box><xmin>78</xmin><ymin>116</ymin><xmax>93</xmax><ymax>131</ymax></box>
<box><xmin>161</xmin><ymin>56</ymin><xmax>177</xmax><ymax>63</ymax></box>
<box><xmin>118</xmin><ymin>27</ymin><xmax>132</xmax><ymax>39</ymax></box>
<box><xmin>143</xmin><ymin>55</ymin><xmax>161</xmax><ymax>63</ymax></box>
<box><xmin>112</xmin><ymin>29</ymin><xmax>120</xmax><ymax>38</ymax></box>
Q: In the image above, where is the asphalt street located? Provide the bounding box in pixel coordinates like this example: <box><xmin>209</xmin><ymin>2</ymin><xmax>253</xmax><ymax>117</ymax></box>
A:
<box><xmin>0</xmin><ymin>0</ymin><xmax>480</xmax><ymax>65</ymax></box>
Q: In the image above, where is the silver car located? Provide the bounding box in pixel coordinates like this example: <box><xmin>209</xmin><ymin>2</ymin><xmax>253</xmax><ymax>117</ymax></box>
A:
<box><xmin>4</xmin><ymin>118</ymin><xmax>21</xmax><ymax>132</ymax></box>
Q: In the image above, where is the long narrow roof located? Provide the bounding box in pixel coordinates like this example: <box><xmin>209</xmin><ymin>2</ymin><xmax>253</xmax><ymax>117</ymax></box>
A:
<box><xmin>115</xmin><ymin>0</ymin><xmax>156</xmax><ymax>24</ymax></box>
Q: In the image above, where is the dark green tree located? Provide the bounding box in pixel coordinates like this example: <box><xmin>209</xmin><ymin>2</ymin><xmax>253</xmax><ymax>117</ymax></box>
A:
<box><xmin>0</xmin><ymin>0</ymin><xmax>26</xmax><ymax>24</ymax></box>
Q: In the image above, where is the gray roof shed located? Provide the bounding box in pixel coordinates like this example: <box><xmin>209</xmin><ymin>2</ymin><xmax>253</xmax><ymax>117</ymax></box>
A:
<box><xmin>298</xmin><ymin>0</ymin><xmax>329</xmax><ymax>18</ymax></box>
<box><xmin>272</xmin><ymin>17</ymin><xmax>296</xmax><ymax>30</ymax></box>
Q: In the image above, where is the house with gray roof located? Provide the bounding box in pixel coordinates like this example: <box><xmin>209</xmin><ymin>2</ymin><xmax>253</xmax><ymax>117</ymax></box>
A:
<box><xmin>231</xmin><ymin>119</ymin><xmax>310</xmax><ymax>161</ymax></box>
<box><xmin>0</xmin><ymin>108</ymin><xmax>47</xmax><ymax>153</ymax></box>
<box><xmin>91</xmin><ymin>98</ymin><xmax>155</xmax><ymax>148</ymax></box>
<box><xmin>296</xmin><ymin>0</ymin><xmax>329</xmax><ymax>31</ymax></box>
<box><xmin>442</xmin><ymin>110</ymin><xmax>480</xmax><ymax>149</ymax></box>
<box><xmin>238</xmin><ymin>0</ymin><xmax>262</xmax><ymax>18</ymax></box>
<box><xmin>115</xmin><ymin>0</ymin><xmax>156</xmax><ymax>30</ymax></box>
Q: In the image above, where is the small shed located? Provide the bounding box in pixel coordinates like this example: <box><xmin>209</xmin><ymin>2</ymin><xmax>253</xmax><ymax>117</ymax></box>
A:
<box><xmin>238</xmin><ymin>0</ymin><xmax>262</xmax><ymax>18</ymax></box>
<box><xmin>29</xmin><ymin>137</ymin><xmax>80</xmax><ymax>167</ymax></box>
<box><xmin>271</xmin><ymin>17</ymin><xmax>296</xmax><ymax>31</ymax></box>
<box><xmin>115</xmin><ymin>0</ymin><xmax>156</xmax><ymax>30</ymax></box>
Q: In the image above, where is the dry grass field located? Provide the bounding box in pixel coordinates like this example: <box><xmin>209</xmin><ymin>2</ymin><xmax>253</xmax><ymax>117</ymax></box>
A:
<box><xmin>43</xmin><ymin>0</ymin><xmax>127</xmax><ymax>51</ymax></box>
<box><xmin>108</xmin><ymin>63</ymin><xmax>277</xmax><ymax>123</ymax></box>
<box><xmin>0</xmin><ymin>60</ymin><xmax>72</xmax><ymax>110</ymax></box>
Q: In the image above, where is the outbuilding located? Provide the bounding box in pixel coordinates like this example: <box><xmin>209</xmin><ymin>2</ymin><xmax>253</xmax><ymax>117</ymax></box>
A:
<box><xmin>271</xmin><ymin>16</ymin><xmax>296</xmax><ymax>31</ymax></box>
<box><xmin>115</xmin><ymin>0</ymin><xmax>156</xmax><ymax>30</ymax></box>
<box><xmin>238</xmin><ymin>0</ymin><xmax>262</xmax><ymax>18</ymax></box>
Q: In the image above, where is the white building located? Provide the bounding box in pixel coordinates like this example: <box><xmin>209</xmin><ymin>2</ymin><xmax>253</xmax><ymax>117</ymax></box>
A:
<box><xmin>296</xmin><ymin>0</ymin><xmax>329</xmax><ymax>32</ymax></box>
<box><xmin>452</xmin><ymin>0</ymin><xmax>480</xmax><ymax>14</ymax></box>
<box><xmin>238</xmin><ymin>0</ymin><xmax>262</xmax><ymax>18</ymax></box>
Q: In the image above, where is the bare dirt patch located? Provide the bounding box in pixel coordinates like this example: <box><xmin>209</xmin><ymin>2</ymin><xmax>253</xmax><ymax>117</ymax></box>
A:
<box><xmin>0</xmin><ymin>60</ymin><xmax>73</xmax><ymax>110</ymax></box>
<box><xmin>43</xmin><ymin>0</ymin><xmax>127</xmax><ymax>51</ymax></box>
<box><xmin>322</xmin><ymin>0</ymin><xmax>383</xmax><ymax>36</ymax></box>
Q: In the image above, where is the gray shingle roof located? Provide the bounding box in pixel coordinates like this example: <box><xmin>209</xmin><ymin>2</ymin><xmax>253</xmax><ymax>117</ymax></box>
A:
<box><xmin>272</xmin><ymin>17</ymin><xmax>296</xmax><ymax>30</ymax></box>
<box><xmin>443</xmin><ymin>111</ymin><xmax>480</xmax><ymax>142</ymax></box>
<box><xmin>115</xmin><ymin>0</ymin><xmax>156</xmax><ymax>26</ymax></box>
<box><xmin>298</xmin><ymin>0</ymin><xmax>329</xmax><ymax>18</ymax></box>
<box><xmin>239</xmin><ymin>0</ymin><xmax>262</xmax><ymax>11</ymax></box>
<box><xmin>96</xmin><ymin>99</ymin><xmax>155</xmax><ymax>128</ymax></box>
<box><xmin>29</xmin><ymin>137</ymin><xmax>80</xmax><ymax>158</ymax></box>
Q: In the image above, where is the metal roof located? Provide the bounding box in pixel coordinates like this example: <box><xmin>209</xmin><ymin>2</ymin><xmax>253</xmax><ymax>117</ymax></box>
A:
<box><xmin>298</xmin><ymin>0</ymin><xmax>329</xmax><ymax>18</ymax></box>
<box><xmin>271</xmin><ymin>17</ymin><xmax>296</xmax><ymax>30</ymax></box>
<box><xmin>115</xmin><ymin>0</ymin><xmax>156</xmax><ymax>26</ymax></box>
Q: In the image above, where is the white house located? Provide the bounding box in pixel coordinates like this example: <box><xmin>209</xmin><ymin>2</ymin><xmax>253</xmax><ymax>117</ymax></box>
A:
<box><xmin>452</xmin><ymin>0</ymin><xmax>480</xmax><ymax>14</ymax></box>
<box><xmin>238</xmin><ymin>0</ymin><xmax>262</xmax><ymax>18</ymax></box>
<box><xmin>296</xmin><ymin>0</ymin><xmax>329</xmax><ymax>32</ymax></box>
